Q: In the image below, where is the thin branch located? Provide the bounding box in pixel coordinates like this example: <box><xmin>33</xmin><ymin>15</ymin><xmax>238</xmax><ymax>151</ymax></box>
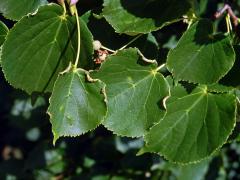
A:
<box><xmin>101</xmin><ymin>45</ymin><xmax>116</xmax><ymax>53</ymax></box>
<box><xmin>119</xmin><ymin>34</ymin><xmax>143</xmax><ymax>50</ymax></box>
<box><xmin>137</xmin><ymin>49</ymin><xmax>157</xmax><ymax>64</ymax></box>
<box><xmin>215</xmin><ymin>4</ymin><xmax>239</xmax><ymax>26</ymax></box>
<box><xmin>237</xmin><ymin>96</ymin><xmax>240</xmax><ymax>104</ymax></box>
<box><xmin>227</xmin><ymin>14</ymin><xmax>233</xmax><ymax>33</ymax></box>
<box><xmin>57</xmin><ymin>0</ymin><xmax>66</xmax><ymax>15</ymax></box>
<box><xmin>155</xmin><ymin>64</ymin><xmax>166</xmax><ymax>72</ymax></box>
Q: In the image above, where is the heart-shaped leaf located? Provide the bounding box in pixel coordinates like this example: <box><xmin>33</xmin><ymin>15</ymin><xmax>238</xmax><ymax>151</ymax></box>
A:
<box><xmin>142</xmin><ymin>85</ymin><xmax>236</xmax><ymax>163</ymax></box>
<box><xmin>167</xmin><ymin>19</ymin><xmax>235</xmax><ymax>84</ymax></box>
<box><xmin>102</xmin><ymin>0</ymin><xmax>191</xmax><ymax>35</ymax></box>
<box><xmin>0</xmin><ymin>21</ymin><xmax>8</xmax><ymax>46</ymax></box>
<box><xmin>1</xmin><ymin>4</ymin><xmax>93</xmax><ymax>94</ymax></box>
<box><xmin>0</xmin><ymin>21</ymin><xmax>8</xmax><ymax>64</ymax></box>
<box><xmin>0</xmin><ymin>0</ymin><xmax>48</xmax><ymax>21</ymax></box>
<box><xmin>92</xmin><ymin>48</ymin><xmax>169</xmax><ymax>137</ymax></box>
<box><xmin>48</xmin><ymin>68</ymin><xmax>106</xmax><ymax>144</ymax></box>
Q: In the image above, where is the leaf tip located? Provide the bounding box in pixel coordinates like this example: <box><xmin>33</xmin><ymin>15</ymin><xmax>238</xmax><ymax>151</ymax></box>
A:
<box><xmin>53</xmin><ymin>132</ymin><xmax>59</xmax><ymax>146</ymax></box>
<box><xmin>136</xmin><ymin>147</ymin><xmax>148</xmax><ymax>156</ymax></box>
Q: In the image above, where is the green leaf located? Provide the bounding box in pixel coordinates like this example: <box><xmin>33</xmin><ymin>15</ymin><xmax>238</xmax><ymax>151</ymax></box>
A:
<box><xmin>157</xmin><ymin>159</ymin><xmax>210</xmax><ymax>180</ymax></box>
<box><xmin>81</xmin><ymin>10</ymin><xmax>91</xmax><ymax>24</ymax></box>
<box><xmin>207</xmin><ymin>83</ymin><xmax>235</xmax><ymax>93</ymax></box>
<box><xmin>48</xmin><ymin>68</ymin><xmax>106</xmax><ymax>144</ymax></box>
<box><xmin>167</xmin><ymin>84</ymin><xmax>188</xmax><ymax>103</ymax></box>
<box><xmin>0</xmin><ymin>0</ymin><xmax>48</xmax><ymax>21</ymax></box>
<box><xmin>0</xmin><ymin>21</ymin><xmax>8</xmax><ymax>46</ymax></box>
<box><xmin>142</xmin><ymin>85</ymin><xmax>236</xmax><ymax>163</ymax></box>
<box><xmin>220</xmin><ymin>45</ymin><xmax>240</xmax><ymax>87</ymax></box>
<box><xmin>102</xmin><ymin>0</ymin><xmax>191</xmax><ymax>35</ymax></box>
<box><xmin>194</xmin><ymin>0</ymin><xmax>208</xmax><ymax>16</ymax></box>
<box><xmin>91</xmin><ymin>48</ymin><xmax>169</xmax><ymax>137</ymax></box>
<box><xmin>78</xmin><ymin>17</ymin><xmax>94</xmax><ymax>70</ymax></box>
<box><xmin>167</xmin><ymin>19</ymin><xmax>235</xmax><ymax>84</ymax></box>
<box><xmin>174</xmin><ymin>159</ymin><xmax>210</xmax><ymax>180</ymax></box>
<box><xmin>86</xmin><ymin>14</ymin><xmax>159</xmax><ymax>58</ymax></box>
<box><xmin>0</xmin><ymin>21</ymin><xmax>8</xmax><ymax>64</ymax></box>
<box><xmin>1</xmin><ymin>4</ymin><xmax>93</xmax><ymax>94</ymax></box>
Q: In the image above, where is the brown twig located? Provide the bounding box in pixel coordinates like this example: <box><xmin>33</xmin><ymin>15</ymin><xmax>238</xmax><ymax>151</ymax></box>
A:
<box><xmin>215</xmin><ymin>4</ymin><xmax>239</xmax><ymax>26</ymax></box>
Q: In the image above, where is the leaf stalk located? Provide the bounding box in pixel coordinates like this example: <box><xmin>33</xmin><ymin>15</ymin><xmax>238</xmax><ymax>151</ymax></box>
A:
<box><xmin>74</xmin><ymin>7</ymin><xmax>81</xmax><ymax>68</ymax></box>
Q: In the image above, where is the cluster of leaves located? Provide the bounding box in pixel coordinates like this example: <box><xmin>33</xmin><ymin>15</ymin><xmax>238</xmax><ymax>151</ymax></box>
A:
<box><xmin>0</xmin><ymin>82</ymin><xmax>232</xmax><ymax>179</ymax></box>
<box><xmin>1</xmin><ymin>0</ymin><xmax>240</xmax><ymax>166</ymax></box>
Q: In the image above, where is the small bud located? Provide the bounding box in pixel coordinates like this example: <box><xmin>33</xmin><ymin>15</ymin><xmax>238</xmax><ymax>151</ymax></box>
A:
<box><xmin>57</xmin><ymin>0</ymin><xmax>64</xmax><ymax>4</ymax></box>
<box><xmin>214</xmin><ymin>12</ymin><xmax>221</xmax><ymax>18</ymax></box>
<box><xmin>94</xmin><ymin>58</ymin><xmax>102</xmax><ymax>64</ymax></box>
<box><xmin>70</xmin><ymin>0</ymin><xmax>79</xmax><ymax>5</ymax></box>
<box><xmin>99</xmin><ymin>53</ymin><xmax>107</xmax><ymax>61</ymax></box>
<box><xmin>93</xmin><ymin>40</ymin><xmax>102</xmax><ymax>50</ymax></box>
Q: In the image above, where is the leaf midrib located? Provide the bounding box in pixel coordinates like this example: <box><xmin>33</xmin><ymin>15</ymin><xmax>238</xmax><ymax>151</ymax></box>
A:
<box><xmin>109</xmin><ymin>73</ymin><xmax>154</xmax><ymax>100</ymax></box>
<box><xmin>151</xmin><ymin>93</ymin><xmax>206</xmax><ymax>148</ymax></box>
<box><xmin>59</xmin><ymin>72</ymin><xmax>75</xmax><ymax>133</ymax></box>
<box><xmin>34</xmin><ymin>20</ymin><xmax>63</xmax><ymax>90</ymax></box>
